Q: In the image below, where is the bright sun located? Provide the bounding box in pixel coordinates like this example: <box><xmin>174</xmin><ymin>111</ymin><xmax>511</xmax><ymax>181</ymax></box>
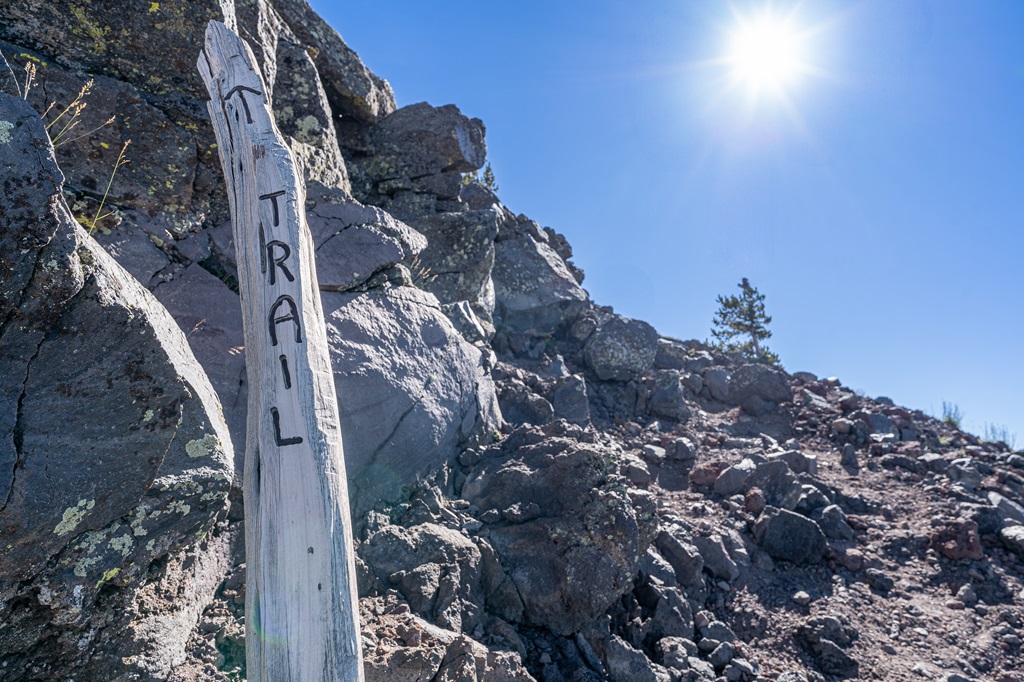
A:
<box><xmin>728</xmin><ymin>15</ymin><xmax>806</xmax><ymax>95</ymax></box>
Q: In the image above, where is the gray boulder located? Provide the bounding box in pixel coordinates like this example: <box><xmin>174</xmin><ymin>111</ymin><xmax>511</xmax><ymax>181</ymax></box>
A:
<box><xmin>752</xmin><ymin>507</ymin><xmax>827</xmax><ymax>564</ymax></box>
<box><xmin>305</xmin><ymin>187</ymin><xmax>428</xmax><ymax>291</ymax></box>
<box><xmin>362</xmin><ymin>604</ymin><xmax>535</xmax><ymax>682</ymax></box>
<box><xmin>849</xmin><ymin>410</ymin><xmax>895</xmax><ymax>435</ymax></box>
<box><xmin>654</xmin><ymin>339</ymin><xmax>689</xmax><ymax>370</ymax></box>
<box><xmin>704</xmin><ymin>368</ymin><xmax>730</xmax><ymax>402</ymax></box>
<box><xmin>492</xmin><ymin>234</ymin><xmax>588</xmax><ymax>335</ymax></box>
<box><xmin>639</xmin><ymin>547</ymin><xmax>678</xmax><ymax>588</ymax></box>
<box><xmin>1000</xmin><ymin>525</ymin><xmax>1024</xmax><ymax>559</ymax></box>
<box><xmin>409</xmin><ymin>208</ymin><xmax>500</xmax><ymax>331</ymax></box>
<box><xmin>655</xmin><ymin>527</ymin><xmax>705</xmax><ymax>587</ymax></box>
<box><xmin>644</xmin><ymin>585</ymin><xmax>694</xmax><ymax>641</ymax></box>
<box><xmin>584</xmin><ymin>314</ymin><xmax>659</xmax><ymax>382</ymax></box>
<box><xmin>271</xmin><ymin>0</ymin><xmax>397</xmax><ymax>124</ymax></box>
<box><xmin>461</xmin><ymin>427</ymin><xmax>657</xmax><ymax>635</ymax></box>
<box><xmin>714</xmin><ymin>458</ymin><xmax>757</xmax><ymax>497</ymax></box>
<box><xmin>0</xmin><ymin>78</ymin><xmax>233</xmax><ymax>679</ymax></box>
<box><xmin>817</xmin><ymin>504</ymin><xmax>855</xmax><ymax>541</ymax></box>
<box><xmin>498</xmin><ymin>380</ymin><xmax>555</xmax><ymax>426</ymax></box>
<box><xmin>371</xmin><ymin>102</ymin><xmax>485</xmax><ymax>175</ymax></box>
<box><xmin>767</xmin><ymin>450</ymin><xmax>818</xmax><ymax>476</ymax></box>
<box><xmin>461</xmin><ymin>181</ymin><xmax>502</xmax><ymax>210</ymax></box>
<box><xmin>152</xmin><ymin>264</ymin><xmax>247</xmax><ymax>476</ymax></box>
<box><xmin>648</xmin><ymin>370</ymin><xmax>692</xmax><ymax>422</ymax></box>
<box><xmin>796</xmin><ymin>616</ymin><xmax>859</xmax><ymax>677</ymax></box>
<box><xmin>92</xmin><ymin>223</ymin><xmax>173</xmax><ymax>287</ymax></box>
<box><xmin>728</xmin><ymin>363</ymin><xmax>792</xmax><ymax>412</ymax></box>
<box><xmin>606</xmin><ymin>636</ymin><xmax>670</xmax><ymax>682</ymax></box>
<box><xmin>352</xmin><ymin>102</ymin><xmax>485</xmax><ymax>218</ymax></box>
<box><xmin>549</xmin><ymin>374</ymin><xmax>591</xmax><ymax>426</ymax></box>
<box><xmin>270</xmin><ymin>36</ymin><xmax>350</xmax><ymax>191</ymax></box>
<box><xmin>989</xmin><ymin>491</ymin><xmax>1024</xmax><ymax>526</ymax></box>
<box><xmin>744</xmin><ymin>460</ymin><xmax>803</xmax><ymax>510</ymax></box>
<box><xmin>692</xmin><ymin>534</ymin><xmax>741</xmax><ymax>582</ymax></box>
<box><xmin>323</xmin><ymin>286</ymin><xmax>501</xmax><ymax>514</ymax></box>
<box><xmin>361</xmin><ymin>522</ymin><xmax>484</xmax><ymax>634</ymax></box>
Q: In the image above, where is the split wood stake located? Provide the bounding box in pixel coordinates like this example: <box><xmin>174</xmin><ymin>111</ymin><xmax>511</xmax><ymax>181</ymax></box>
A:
<box><xmin>197</xmin><ymin>20</ymin><xmax>363</xmax><ymax>681</ymax></box>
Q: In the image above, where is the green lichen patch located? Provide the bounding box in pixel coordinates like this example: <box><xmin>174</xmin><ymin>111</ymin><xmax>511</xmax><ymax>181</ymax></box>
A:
<box><xmin>54</xmin><ymin>499</ymin><xmax>96</xmax><ymax>536</ymax></box>
<box><xmin>95</xmin><ymin>566</ymin><xmax>120</xmax><ymax>589</ymax></box>
<box><xmin>109</xmin><ymin>534</ymin><xmax>134</xmax><ymax>557</ymax></box>
<box><xmin>0</xmin><ymin>120</ymin><xmax>13</xmax><ymax>144</ymax></box>
<box><xmin>185</xmin><ymin>433</ymin><xmax>220</xmax><ymax>458</ymax></box>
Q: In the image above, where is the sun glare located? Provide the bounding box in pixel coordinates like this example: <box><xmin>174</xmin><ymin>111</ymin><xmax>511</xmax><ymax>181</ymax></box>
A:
<box><xmin>728</xmin><ymin>15</ymin><xmax>807</xmax><ymax>95</ymax></box>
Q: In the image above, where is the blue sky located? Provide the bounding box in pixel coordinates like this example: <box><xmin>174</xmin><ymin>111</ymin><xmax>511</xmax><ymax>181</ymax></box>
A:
<box><xmin>310</xmin><ymin>0</ymin><xmax>1024</xmax><ymax>445</ymax></box>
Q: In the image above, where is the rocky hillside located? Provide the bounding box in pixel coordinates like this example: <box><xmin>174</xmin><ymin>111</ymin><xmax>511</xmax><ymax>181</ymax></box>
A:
<box><xmin>1</xmin><ymin>2</ymin><xmax>1022</xmax><ymax>681</ymax></box>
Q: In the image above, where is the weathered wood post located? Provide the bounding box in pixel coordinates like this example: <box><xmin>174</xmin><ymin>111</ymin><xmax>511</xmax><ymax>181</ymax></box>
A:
<box><xmin>197</xmin><ymin>21</ymin><xmax>363</xmax><ymax>681</ymax></box>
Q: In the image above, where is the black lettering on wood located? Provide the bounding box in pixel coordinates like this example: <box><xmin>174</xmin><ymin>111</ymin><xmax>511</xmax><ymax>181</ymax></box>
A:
<box><xmin>268</xmin><ymin>295</ymin><xmax>302</xmax><ymax>346</ymax></box>
<box><xmin>271</xmin><ymin>407</ymin><xmax>303</xmax><ymax>446</ymax></box>
<box><xmin>259</xmin><ymin>190</ymin><xmax>287</xmax><ymax>227</ymax></box>
<box><xmin>224</xmin><ymin>85</ymin><xmax>264</xmax><ymax>124</ymax></box>
<box><xmin>279</xmin><ymin>354</ymin><xmax>292</xmax><ymax>389</ymax></box>
<box><xmin>266</xmin><ymin>241</ymin><xmax>295</xmax><ymax>285</ymax></box>
<box><xmin>259</xmin><ymin>222</ymin><xmax>267</xmax><ymax>275</ymax></box>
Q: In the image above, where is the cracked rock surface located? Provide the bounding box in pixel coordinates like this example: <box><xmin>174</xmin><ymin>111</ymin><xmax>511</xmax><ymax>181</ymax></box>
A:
<box><xmin>0</xmin><ymin>53</ymin><xmax>233</xmax><ymax>680</ymax></box>
<box><xmin>3</xmin><ymin>4</ymin><xmax>1024</xmax><ymax>682</ymax></box>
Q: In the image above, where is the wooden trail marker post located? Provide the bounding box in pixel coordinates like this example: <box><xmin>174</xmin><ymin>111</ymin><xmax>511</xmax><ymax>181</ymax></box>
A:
<box><xmin>198</xmin><ymin>21</ymin><xmax>363</xmax><ymax>681</ymax></box>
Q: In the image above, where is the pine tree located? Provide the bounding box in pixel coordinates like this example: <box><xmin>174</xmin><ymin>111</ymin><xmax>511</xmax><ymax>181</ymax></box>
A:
<box><xmin>711</xmin><ymin>277</ymin><xmax>780</xmax><ymax>365</ymax></box>
<box><xmin>461</xmin><ymin>162</ymin><xmax>499</xmax><ymax>192</ymax></box>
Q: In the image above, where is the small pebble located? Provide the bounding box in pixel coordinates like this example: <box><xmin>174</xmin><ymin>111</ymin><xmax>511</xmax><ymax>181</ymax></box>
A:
<box><xmin>792</xmin><ymin>591</ymin><xmax>812</xmax><ymax>606</ymax></box>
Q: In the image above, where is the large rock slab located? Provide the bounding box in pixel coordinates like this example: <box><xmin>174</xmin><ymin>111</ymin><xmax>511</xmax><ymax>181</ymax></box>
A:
<box><xmin>492</xmin><ymin>234</ymin><xmax>588</xmax><ymax>335</ymax></box>
<box><xmin>752</xmin><ymin>507</ymin><xmax>827</xmax><ymax>564</ymax></box>
<box><xmin>323</xmin><ymin>286</ymin><xmax>500</xmax><ymax>514</ymax></box>
<box><xmin>272</xmin><ymin>0</ymin><xmax>396</xmax><ymax>124</ymax></box>
<box><xmin>363</xmin><ymin>102</ymin><xmax>485</xmax><ymax>179</ymax></box>
<box><xmin>361</xmin><ymin>597</ymin><xmax>535</xmax><ymax>682</ymax></box>
<box><xmin>461</xmin><ymin>424</ymin><xmax>657</xmax><ymax>635</ymax></box>
<box><xmin>409</xmin><ymin>208</ymin><xmax>500</xmax><ymax>331</ymax></box>
<box><xmin>350</xmin><ymin>102</ymin><xmax>485</xmax><ymax>217</ymax></box>
<box><xmin>728</xmin><ymin>363</ymin><xmax>793</xmax><ymax>412</ymax></box>
<box><xmin>584</xmin><ymin>314</ymin><xmax>659</xmax><ymax>382</ymax></box>
<box><xmin>8</xmin><ymin>56</ymin><xmax>200</xmax><ymax>221</ymax></box>
<box><xmin>306</xmin><ymin>185</ymin><xmax>427</xmax><ymax>291</ymax></box>
<box><xmin>153</xmin><ymin>263</ymin><xmax>247</xmax><ymax>477</ymax></box>
<box><xmin>361</xmin><ymin>522</ymin><xmax>484</xmax><ymax>634</ymax></box>
<box><xmin>271</xmin><ymin>36</ymin><xmax>350</xmax><ymax>191</ymax></box>
<box><xmin>0</xmin><ymin>0</ymin><xmax>229</xmax><ymax>99</ymax></box>
<box><xmin>0</xmin><ymin>71</ymin><xmax>233</xmax><ymax>678</ymax></box>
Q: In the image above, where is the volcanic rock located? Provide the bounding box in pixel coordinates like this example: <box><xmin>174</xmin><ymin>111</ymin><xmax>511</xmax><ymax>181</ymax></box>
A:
<box><xmin>752</xmin><ymin>507</ymin><xmax>827</xmax><ymax>564</ymax></box>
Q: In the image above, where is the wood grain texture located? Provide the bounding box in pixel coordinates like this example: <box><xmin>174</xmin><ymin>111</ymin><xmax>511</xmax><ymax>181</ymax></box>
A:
<box><xmin>197</xmin><ymin>20</ymin><xmax>363</xmax><ymax>681</ymax></box>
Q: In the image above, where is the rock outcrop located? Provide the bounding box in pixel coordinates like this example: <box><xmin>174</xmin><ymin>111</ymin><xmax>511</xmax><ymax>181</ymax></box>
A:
<box><xmin>0</xmin><ymin>54</ymin><xmax>233</xmax><ymax>679</ymax></box>
<box><xmin>2</xmin><ymin>5</ymin><xmax>1024</xmax><ymax>682</ymax></box>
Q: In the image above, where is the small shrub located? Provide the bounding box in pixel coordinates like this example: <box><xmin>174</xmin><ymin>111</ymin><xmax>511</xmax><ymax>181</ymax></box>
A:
<box><xmin>941</xmin><ymin>401</ymin><xmax>963</xmax><ymax>430</ymax></box>
<box><xmin>22</xmin><ymin>62</ymin><xmax>128</xmax><ymax>234</ymax></box>
<box><xmin>462</xmin><ymin>162</ymin><xmax>499</xmax><ymax>193</ymax></box>
<box><xmin>982</xmin><ymin>423</ymin><xmax>1017</xmax><ymax>449</ymax></box>
<box><xmin>39</xmin><ymin>77</ymin><xmax>115</xmax><ymax>148</ymax></box>
<box><xmin>79</xmin><ymin>139</ymin><xmax>131</xmax><ymax>235</ymax></box>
